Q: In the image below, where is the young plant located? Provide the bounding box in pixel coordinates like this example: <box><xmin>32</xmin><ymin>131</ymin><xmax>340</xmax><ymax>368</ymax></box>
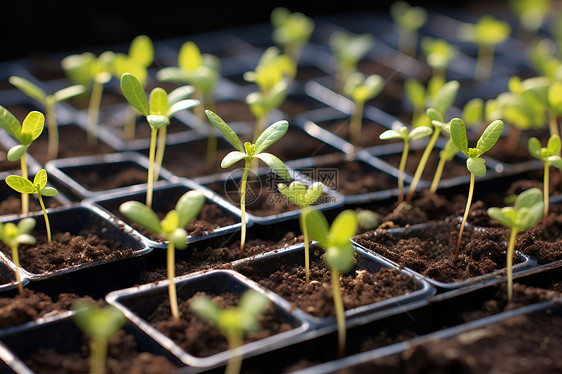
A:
<box><xmin>450</xmin><ymin>117</ymin><xmax>504</xmax><ymax>257</ymax></box>
<box><xmin>528</xmin><ymin>135</ymin><xmax>562</xmax><ymax>229</ymax></box>
<box><xmin>72</xmin><ymin>301</ymin><xmax>126</xmax><ymax>374</ymax></box>
<box><xmin>509</xmin><ymin>0</ymin><xmax>551</xmax><ymax>39</ymax></box>
<box><xmin>420</xmin><ymin>37</ymin><xmax>458</xmax><ymax>80</ymax></box>
<box><xmin>120</xmin><ymin>72</ymin><xmax>199</xmax><ymax>207</ymax></box>
<box><xmin>190</xmin><ymin>290</ymin><xmax>269</xmax><ymax>374</ymax></box>
<box><xmin>329</xmin><ymin>31</ymin><xmax>374</xmax><ymax>94</ymax></box>
<box><xmin>119</xmin><ymin>190</ymin><xmax>205</xmax><ymax>321</ymax></box>
<box><xmin>390</xmin><ymin>1</ymin><xmax>428</xmax><ymax>57</ymax></box>
<box><xmin>0</xmin><ymin>107</ymin><xmax>44</xmax><ymax>214</ymax></box>
<box><xmin>0</xmin><ymin>217</ymin><xmax>36</xmax><ymax>296</ymax></box>
<box><xmin>205</xmin><ymin>109</ymin><xmax>291</xmax><ymax>256</ymax></box>
<box><xmin>458</xmin><ymin>15</ymin><xmax>511</xmax><ymax>82</ymax></box>
<box><xmin>305</xmin><ymin>209</ymin><xmax>357</xmax><ymax>358</ymax></box>
<box><xmin>8</xmin><ymin>76</ymin><xmax>85</xmax><ymax>159</ymax></box>
<box><xmin>379</xmin><ymin>125</ymin><xmax>433</xmax><ymax>204</ymax></box>
<box><xmin>342</xmin><ymin>71</ymin><xmax>384</xmax><ymax>146</ymax></box>
<box><xmin>271</xmin><ymin>7</ymin><xmax>315</xmax><ymax>66</ymax></box>
<box><xmin>277</xmin><ymin>181</ymin><xmax>323</xmax><ymax>283</ymax></box>
<box><xmin>487</xmin><ymin>188</ymin><xmax>543</xmax><ymax>303</ymax></box>
<box><xmin>404</xmin><ymin>77</ymin><xmax>459</xmax><ymax>128</ymax></box>
<box><xmin>6</xmin><ymin>169</ymin><xmax>59</xmax><ymax>242</ymax></box>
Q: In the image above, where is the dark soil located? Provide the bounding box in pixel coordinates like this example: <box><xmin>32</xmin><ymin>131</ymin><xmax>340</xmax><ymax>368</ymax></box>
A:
<box><xmin>316</xmin><ymin>118</ymin><xmax>395</xmax><ymax>148</ymax></box>
<box><xmin>62</xmin><ymin>165</ymin><xmax>152</xmax><ymax>192</ymax></box>
<box><xmin>0</xmin><ymin>194</ymin><xmax>62</xmax><ymax>216</ymax></box>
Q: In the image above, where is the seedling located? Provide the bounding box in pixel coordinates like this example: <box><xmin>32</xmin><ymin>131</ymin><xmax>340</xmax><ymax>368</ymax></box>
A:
<box><xmin>0</xmin><ymin>217</ymin><xmax>36</xmax><ymax>296</ymax></box>
<box><xmin>420</xmin><ymin>37</ymin><xmax>458</xmax><ymax>80</ymax></box>
<box><xmin>390</xmin><ymin>1</ymin><xmax>427</xmax><ymax>57</ymax></box>
<box><xmin>190</xmin><ymin>290</ymin><xmax>269</xmax><ymax>374</ymax></box>
<box><xmin>487</xmin><ymin>188</ymin><xmax>543</xmax><ymax>303</ymax></box>
<box><xmin>277</xmin><ymin>181</ymin><xmax>323</xmax><ymax>283</ymax></box>
<box><xmin>404</xmin><ymin>77</ymin><xmax>459</xmax><ymax>128</ymax></box>
<box><xmin>120</xmin><ymin>72</ymin><xmax>199</xmax><ymax>207</ymax></box>
<box><xmin>8</xmin><ymin>76</ymin><xmax>85</xmax><ymax>159</ymax></box>
<box><xmin>379</xmin><ymin>125</ymin><xmax>433</xmax><ymax>203</ymax></box>
<box><xmin>342</xmin><ymin>71</ymin><xmax>384</xmax><ymax>146</ymax></box>
<box><xmin>450</xmin><ymin>118</ymin><xmax>504</xmax><ymax>257</ymax></box>
<box><xmin>528</xmin><ymin>135</ymin><xmax>562</xmax><ymax>229</ymax></box>
<box><xmin>6</xmin><ymin>169</ymin><xmax>59</xmax><ymax>242</ymax></box>
<box><xmin>206</xmin><ymin>109</ymin><xmax>291</xmax><ymax>256</ymax></box>
<box><xmin>0</xmin><ymin>107</ymin><xmax>44</xmax><ymax>214</ymax></box>
<box><xmin>305</xmin><ymin>209</ymin><xmax>357</xmax><ymax>357</ymax></box>
<box><xmin>329</xmin><ymin>31</ymin><xmax>374</xmax><ymax>94</ymax></box>
<box><xmin>271</xmin><ymin>7</ymin><xmax>314</xmax><ymax>66</ymax></box>
<box><xmin>72</xmin><ymin>301</ymin><xmax>126</xmax><ymax>374</ymax></box>
<box><xmin>509</xmin><ymin>0</ymin><xmax>550</xmax><ymax>39</ymax></box>
<box><xmin>458</xmin><ymin>15</ymin><xmax>511</xmax><ymax>82</ymax></box>
<box><xmin>119</xmin><ymin>190</ymin><xmax>205</xmax><ymax>321</ymax></box>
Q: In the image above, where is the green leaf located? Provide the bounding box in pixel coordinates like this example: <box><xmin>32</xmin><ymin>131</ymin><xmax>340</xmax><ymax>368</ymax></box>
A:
<box><xmin>304</xmin><ymin>182</ymin><xmax>324</xmax><ymax>206</ymax></box>
<box><xmin>426</xmin><ymin>107</ymin><xmax>444</xmax><ymax>124</ymax></box>
<box><xmin>176</xmin><ymin>190</ymin><xmax>206</xmax><ymax>227</ymax></box>
<box><xmin>161</xmin><ymin>210</ymin><xmax>180</xmax><ymax>233</ymax></box>
<box><xmin>17</xmin><ymin>217</ymin><xmax>36</xmax><ymax>234</ymax></box>
<box><xmin>547</xmin><ymin>135</ymin><xmax>561</xmax><ymax>155</ymax></box>
<box><xmin>146</xmin><ymin>115</ymin><xmax>170</xmax><ymax>129</ymax></box>
<box><xmin>255</xmin><ymin>153</ymin><xmax>290</xmax><ymax>181</ymax></box>
<box><xmin>9</xmin><ymin>76</ymin><xmax>46</xmax><ymax>103</ymax></box>
<box><xmin>462</xmin><ymin>98</ymin><xmax>484</xmax><ymax>126</ymax></box>
<box><xmin>549</xmin><ymin>156</ymin><xmax>562</xmax><ymax>169</ymax></box>
<box><xmin>514</xmin><ymin>187</ymin><xmax>543</xmax><ymax>210</ymax></box>
<box><xmin>20</xmin><ymin>111</ymin><xmax>44</xmax><ymax>144</ymax></box>
<box><xmin>129</xmin><ymin>35</ymin><xmax>154</xmax><ymax>68</ymax></box>
<box><xmin>6</xmin><ymin>175</ymin><xmax>36</xmax><ymax>194</ymax></box>
<box><xmin>0</xmin><ymin>106</ymin><xmax>22</xmax><ymax>140</ymax></box>
<box><xmin>329</xmin><ymin>209</ymin><xmax>357</xmax><ymax>245</ymax></box>
<box><xmin>179</xmin><ymin>41</ymin><xmax>203</xmax><ymax>72</ymax></box>
<box><xmin>254</xmin><ymin>120</ymin><xmax>289</xmax><ymax>154</ymax></box>
<box><xmin>325</xmin><ymin>243</ymin><xmax>355</xmax><ymax>273</ymax></box>
<box><xmin>72</xmin><ymin>302</ymin><xmax>125</xmax><ymax>339</ymax></box>
<box><xmin>53</xmin><ymin>84</ymin><xmax>87</xmax><ymax>103</ymax></box>
<box><xmin>148</xmin><ymin>87</ymin><xmax>169</xmax><ymax>116</ymax></box>
<box><xmin>168</xmin><ymin>99</ymin><xmax>199</xmax><ymax>117</ymax></box>
<box><xmin>476</xmin><ymin>120</ymin><xmax>503</xmax><ymax>155</ymax></box>
<box><xmin>205</xmin><ymin>110</ymin><xmax>244</xmax><ymax>152</ymax></box>
<box><xmin>466</xmin><ymin>157</ymin><xmax>487</xmax><ymax>177</ymax></box>
<box><xmin>239</xmin><ymin>290</ymin><xmax>269</xmax><ymax>317</ymax></box>
<box><xmin>527</xmin><ymin>136</ymin><xmax>542</xmax><ymax>158</ymax></box>
<box><xmin>119</xmin><ymin>201</ymin><xmax>161</xmax><ymax>234</ymax></box>
<box><xmin>379</xmin><ymin>129</ymin><xmax>404</xmax><ymax>141</ymax></box>
<box><xmin>40</xmin><ymin>186</ymin><xmax>59</xmax><ymax>197</ymax></box>
<box><xmin>120</xmin><ymin>73</ymin><xmax>149</xmax><ymax>116</ymax></box>
<box><xmin>33</xmin><ymin>169</ymin><xmax>48</xmax><ymax>190</ymax></box>
<box><xmin>404</xmin><ymin>77</ymin><xmax>426</xmax><ymax>109</ymax></box>
<box><xmin>168</xmin><ymin>228</ymin><xmax>188</xmax><ymax>249</ymax></box>
<box><xmin>432</xmin><ymin>80</ymin><xmax>459</xmax><ymax>116</ymax></box>
<box><xmin>190</xmin><ymin>296</ymin><xmax>221</xmax><ymax>325</ymax></box>
<box><xmin>487</xmin><ymin>207</ymin><xmax>515</xmax><ymax>228</ymax></box>
<box><xmin>304</xmin><ymin>208</ymin><xmax>330</xmax><ymax>248</ymax></box>
<box><xmin>409</xmin><ymin>126</ymin><xmax>433</xmax><ymax>140</ymax></box>
<box><xmin>449</xmin><ymin>118</ymin><xmax>469</xmax><ymax>154</ymax></box>
<box><xmin>167</xmin><ymin>85</ymin><xmax>195</xmax><ymax>104</ymax></box>
<box><xmin>221</xmin><ymin>151</ymin><xmax>247</xmax><ymax>168</ymax></box>
<box><xmin>7</xmin><ymin>145</ymin><xmax>27</xmax><ymax>162</ymax></box>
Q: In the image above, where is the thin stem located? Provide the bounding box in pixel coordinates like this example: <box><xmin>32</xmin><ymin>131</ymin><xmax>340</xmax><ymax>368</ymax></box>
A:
<box><xmin>475</xmin><ymin>44</ymin><xmax>494</xmax><ymax>82</ymax></box>
<box><xmin>11</xmin><ymin>245</ymin><xmax>24</xmax><ymax>296</ymax></box>
<box><xmin>153</xmin><ymin>126</ymin><xmax>168</xmax><ymax>182</ymax></box>
<box><xmin>506</xmin><ymin>228</ymin><xmax>519</xmax><ymax>304</ymax></box>
<box><xmin>397</xmin><ymin>141</ymin><xmax>410</xmax><ymax>204</ymax></box>
<box><xmin>429</xmin><ymin>149</ymin><xmax>448</xmax><ymax>196</ymax></box>
<box><xmin>146</xmin><ymin>126</ymin><xmax>157</xmax><ymax>208</ymax></box>
<box><xmin>454</xmin><ymin>172</ymin><xmax>475</xmax><ymax>258</ymax></box>
<box><xmin>330</xmin><ymin>267</ymin><xmax>346</xmax><ymax>358</ymax></box>
<box><xmin>349</xmin><ymin>101</ymin><xmax>365</xmax><ymax>146</ymax></box>
<box><xmin>543</xmin><ymin>162</ymin><xmax>550</xmax><ymax>231</ymax></box>
<box><xmin>45</xmin><ymin>99</ymin><xmax>58</xmax><ymax>160</ymax></box>
<box><xmin>225</xmin><ymin>331</ymin><xmax>243</xmax><ymax>374</ymax></box>
<box><xmin>239</xmin><ymin>160</ymin><xmax>251</xmax><ymax>257</ymax></box>
<box><xmin>124</xmin><ymin>107</ymin><xmax>137</xmax><ymax>141</ymax></box>
<box><xmin>20</xmin><ymin>154</ymin><xmax>29</xmax><ymax>214</ymax></box>
<box><xmin>167</xmin><ymin>241</ymin><xmax>180</xmax><ymax>321</ymax></box>
<box><xmin>89</xmin><ymin>335</ymin><xmax>108</xmax><ymax>374</ymax></box>
<box><xmin>300</xmin><ymin>209</ymin><xmax>311</xmax><ymax>284</ymax></box>
<box><xmin>406</xmin><ymin>129</ymin><xmax>440</xmax><ymax>203</ymax></box>
<box><xmin>87</xmin><ymin>80</ymin><xmax>103</xmax><ymax>145</ymax></box>
<box><xmin>38</xmin><ymin>193</ymin><xmax>52</xmax><ymax>243</ymax></box>
<box><xmin>549</xmin><ymin>110</ymin><xmax>560</xmax><ymax>141</ymax></box>
<box><xmin>206</xmin><ymin>127</ymin><xmax>218</xmax><ymax>172</ymax></box>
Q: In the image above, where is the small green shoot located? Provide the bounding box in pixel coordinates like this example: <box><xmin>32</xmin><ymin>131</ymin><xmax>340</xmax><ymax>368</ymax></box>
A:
<box><xmin>8</xmin><ymin>76</ymin><xmax>85</xmax><ymax>159</ymax></box>
<box><xmin>420</xmin><ymin>37</ymin><xmax>458</xmax><ymax>80</ymax></box>
<box><xmin>0</xmin><ymin>217</ymin><xmax>36</xmax><ymax>296</ymax></box>
<box><xmin>379</xmin><ymin>125</ymin><xmax>433</xmax><ymax>204</ymax></box>
<box><xmin>119</xmin><ymin>190</ymin><xmax>205</xmax><ymax>321</ymax></box>
<box><xmin>6</xmin><ymin>169</ymin><xmax>59</xmax><ymax>242</ymax></box>
<box><xmin>487</xmin><ymin>188</ymin><xmax>543</xmax><ymax>303</ymax></box>
<box><xmin>190</xmin><ymin>290</ymin><xmax>269</xmax><ymax>374</ymax></box>
<box><xmin>329</xmin><ymin>31</ymin><xmax>374</xmax><ymax>94</ymax></box>
<box><xmin>342</xmin><ymin>72</ymin><xmax>384</xmax><ymax>146</ymax></box>
<box><xmin>206</xmin><ymin>109</ymin><xmax>291</xmax><ymax>256</ymax></box>
<box><xmin>120</xmin><ymin>72</ymin><xmax>199</xmax><ymax>207</ymax></box>
<box><xmin>271</xmin><ymin>7</ymin><xmax>315</xmax><ymax>66</ymax></box>
<box><xmin>0</xmin><ymin>107</ymin><xmax>44</xmax><ymax>214</ymax></box>
<box><xmin>72</xmin><ymin>301</ymin><xmax>126</xmax><ymax>374</ymax></box>
<box><xmin>305</xmin><ymin>209</ymin><xmax>357</xmax><ymax>358</ymax></box>
<box><xmin>390</xmin><ymin>1</ymin><xmax>428</xmax><ymax>57</ymax></box>
<box><xmin>277</xmin><ymin>181</ymin><xmax>323</xmax><ymax>283</ymax></box>
<box><xmin>528</xmin><ymin>135</ymin><xmax>562</xmax><ymax>229</ymax></box>
<box><xmin>450</xmin><ymin>118</ymin><xmax>504</xmax><ymax>257</ymax></box>
<box><xmin>509</xmin><ymin>0</ymin><xmax>551</xmax><ymax>38</ymax></box>
<box><xmin>404</xmin><ymin>77</ymin><xmax>459</xmax><ymax>128</ymax></box>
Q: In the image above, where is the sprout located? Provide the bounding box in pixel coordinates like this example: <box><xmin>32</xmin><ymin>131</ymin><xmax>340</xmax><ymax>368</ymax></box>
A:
<box><xmin>487</xmin><ymin>188</ymin><xmax>543</xmax><ymax>303</ymax></box>
<box><xmin>119</xmin><ymin>190</ymin><xmax>205</xmax><ymax>321</ymax></box>
<box><xmin>271</xmin><ymin>7</ymin><xmax>314</xmax><ymax>66</ymax></box>
<box><xmin>390</xmin><ymin>1</ymin><xmax>428</xmax><ymax>57</ymax></box>
<box><xmin>450</xmin><ymin>118</ymin><xmax>504</xmax><ymax>257</ymax></box>
<box><xmin>6</xmin><ymin>169</ymin><xmax>59</xmax><ymax>242</ymax></box>
<box><xmin>206</xmin><ymin>110</ymin><xmax>291</xmax><ymax>256</ymax></box>
<box><xmin>509</xmin><ymin>0</ymin><xmax>551</xmax><ymax>37</ymax></box>
<box><xmin>277</xmin><ymin>181</ymin><xmax>323</xmax><ymax>283</ymax></box>
<box><xmin>329</xmin><ymin>31</ymin><xmax>374</xmax><ymax>94</ymax></box>
<box><xmin>191</xmin><ymin>290</ymin><xmax>269</xmax><ymax>374</ymax></box>
<box><xmin>420</xmin><ymin>37</ymin><xmax>458</xmax><ymax>80</ymax></box>
<box><xmin>0</xmin><ymin>218</ymin><xmax>36</xmax><ymax>296</ymax></box>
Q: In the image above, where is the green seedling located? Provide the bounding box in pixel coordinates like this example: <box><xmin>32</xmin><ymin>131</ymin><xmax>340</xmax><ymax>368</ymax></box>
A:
<box><xmin>509</xmin><ymin>0</ymin><xmax>551</xmax><ymax>39</ymax></box>
<box><xmin>305</xmin><ymin>209</ymin><xmax>357</xmax><ymax>358</ymax></box>
<box><xmin>458</xmin><ymin>15</ymin><xmax>511</xmax><ymax>82</ymax></box>
<box><xmin>191</xmin><ymin>290</ymin><xmax>269</xmax><ymax>374</ymax></box>
<box><xmin>379</xmin><ymin>125</ymin><xmax>433</xmax><ymax>204</ymax></box>
<box><xmin>463</xmin><ymin>97</ymin><xmax>485</xmax><ymax>129</ymax></box>
<box><xmin>420</xmin><ymin>37</ymin><xmax>458</xmax><ymax>80</ymax></box>
<box><xmin>528</xmin><ymin>135</ymin><xmax>562</xmax><ymax>229</ymax></box>
<box><xmin>0</xmin><ymin>217</ymin><xmax>36</xmax><ymax>296</ymax></box>
<box><xmin>72</xmin><ymin>301</ymin><xmax>126</xmax><ymax>374</ymax></box>
<box><xmin>0</xmin><ymin>107</ymin><xmax>44</xmax><ymax>214</ymax></box>
<box><xmin>487</xmin><ymin>188</ymin><xmax>543</xmax><ymax>303</ymax></box>
<box><xmin>205</xmin><ymin>109</ymin><xmax>291</xmax><ymax>256</ymax></box>
<box><xmin>404</xmin><ymin>77</ymin><xmax>459</xmax><ymax>128</ymax></box>
<box><xmin>120</xmin><ymin>72</ymin><xmax>199</xmax><ymax>207</ymax></box>
<box><xmin>390</xmin><ymin>1</ymin><xmax>428</xmax><ymax>57</ymax></box>
<box><xmin>277</xmin><ymin>181</ymin><xmax>323</xmax><ymax>283</ymax></box>
<box><xmin>6</xmin><ymin>169</ymin><xmax>59</xmax><ymax>242</ymax></box>
<box><xmin>329</xmin><ymin>31</ymin><xmax>374</xmax><ymax>94</ymax></box>
<box><xmin>271</xmin><ymin>7</ymin><xmax>315</xmax><ymax>66</ymax></box>
<box><xmin>8</xmin><ymin>76</ymin><xmax>85</xmax><ymax>159</ymax></box>
<box><xmin>356</xmin><ymin>210</ymin><xmax>382</xmax><ymax>231</ymax></box>
<box><xmin>119</xmin><ymin>190</ymin><xmax>205</xmax><ymax>321</ymax></box>
<box><xmin>450</xmin><ymin>117</ymin><xmax>504</xmax><ymax>257</ymax></box>
<box><xmin>342</xmin><ymin>71</ymin><xmax>384</xmax><ymax>146</ymax></box>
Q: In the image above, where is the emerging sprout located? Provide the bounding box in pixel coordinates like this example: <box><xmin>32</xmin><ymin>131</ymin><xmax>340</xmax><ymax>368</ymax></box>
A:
<box><xmin>509</xmin><ymin>0</ymin><xmax>551</xmax><ymax>37</ymax></box>
<box><xmin>487</xmin><ymin>188</ymin><xmax>543</xmax><ymax>303</ymax></box>
<box><xmin>190</xmin><ymin>290</ymin><xmax>269</xmax><ymax>374</ymax></box>
<box><xmin>6</xmin><ymin>169</ymin><xmax>59</xmax><ymax>242</ymax></box>
<box><xmin>390</xmin><ymin>1</ymin><xmax>428</xmax><ymax>57</ymax></box>
<box><xmin>119</xmin><ymin>190</ymin><xmax>205</xmax><ymax>321</ymax></box>
<box><xmin>420</xmin><ymin>37</ymin><xmax>458</xmax><ymax>80</ymax></box>
<box><xmin>329</xmin><ymin>31</ymin><xmax>374</xmax><ymax>94</ymax></box>
<box><xmin>271</xmin><ymin>7</ymin><xmax>315</xmax><ymax>66</ymax></box>
<box><xmin>403</xmin><ymin>77</ymin><xmax>459</xmax><ymax>128</ymax></box>
<box><xmin>278</xmin><ymin>181</ymin><xmax>323</xmax><ymax>283</ymax></box>
<box><xmin>120</xmin><ymin>72</ymin><xmax>199</xmax><ymax>207</ymax></box>
<box><xmin>8</xmin><ymin>76</ymin><xmax>85</xmax><ymax>159</ymax></box>
<box><xmin>305</xmin><ymin>209</ymin><xmax>357</xmax><ymax>358</ymax></box>
<box><xmin>72</xmin><ymin>301</ymin><xmax>126</xmax><ymax>374</ymax></box>
<box><xmin>0</xmin><ymin>107</ymin><xmax>44</xmax><ymax>213</ymax></box>
<box><xmin>206</xmin><ymin>110</ymin><xmax>291</xmax><ymax>256</ymax></box>
<box><xmin>528</xmin><ymin>135</ymin><xmax>562</xmax><ymax>229</ymax></box>
<box><xmin>450</xmin><ymin>118</ymin><xmax>504</xmax><ymax>257</ymax></box>
<box><xmin>0</xmin><ymin>217</ymin><xmax>36</xmax><ymax>296</ymax></box>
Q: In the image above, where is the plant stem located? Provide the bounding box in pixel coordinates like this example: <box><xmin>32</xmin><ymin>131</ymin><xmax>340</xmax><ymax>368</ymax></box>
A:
<box><xmin>153</xmin><ymin>126</ymin><xmax>168</xmax><ymax>182</ymax></box>
<box><xmin>549</xmin><ymin>111</ymin><xmax>561</xmax><ymax>148</ymax></box>
<box><xmin>506</xmin><ymin>228</ymin><xmax>519</xmax><ymax>304</ymax></box>
<box><xmin>429</xmin><ymin>148</ymin><xmax>448</xmax><ymax>196</ymax></box>
<box><xmin>146</xmin><ymin>126</ymin><xmax>157</xmax><ymax>208</ymax></box>
<box><xmin>299</xmin><ymin>209</ymin><xmax>311</xmax><ymax>284</ymax></box>
<box><xmin>406</xmin><ymin>128</ymin><xmax>440</xmax><ymax>203</ymax></box>
<box><xmin>397</xmin><ymin>141</ymin><xmax>410</xmax><ymax>204</ymax></box>
<box><xmin>349</xmin><ymin>101</ymin><xmax>364</xmax><ymax>146</ymax></box>
<box><xmin>330</xmin><ymin>267</ymin><xmax>346</xmax><ymax>358</ymax></box>
<box><xmin>89</xmin><ymin>335</ymin><xmax>108</xmax><ymax>374</ymax></box>
<box><xmin>225</xmin><ymin>332</ymin><xmax>243</xmax><ymax>374</ymax></box>
<box><xmin>543</xmin><ymin>161</ymin><xmax>550</xmax><ymax>231</ymax></box>
<box><xmin>20</xmin><ymin>154</ymin><xmax>29</xmax><ymax>214</ymax></box>
<box><xmin>239</xmin><ymin>160</ymin><xmax>251</xmax><ymax>257</ymax></box>
<box><xmin>11</xmin><ymin>245</ymin><xmax>23</xmax><ymax>296</ymax></box>
<box><xmin>167</xmin><ymin>241</ymin><xmax>180</xmax><ymax>321</ymax></box>
<box><xmin>454</xmin><ymin>172</ymin><xmax>475</xmax><ymax>258</ymax></box>
<box><xmin>45</xmin><ymin>99</ymin><xmax>58</xmax><ymax>160</ymax></box>
<box><xmin>206</xmin><ymin>127</ymin><xmax>218</xmax><ymax>173</ymax></box>
<box><xmin>87</xmin><ymin>80</ymin><xmax>103</xmax><ymax>145</ymax></box>
<box><xmin>38</xmin><ymin>193</ymin><xmax>52</xmax><ymax>243</ymax></box>
<box><xmin>124</xmin><ymin>107</ymin><xmax>137</xmax><ymax>141</ymax></box>
<box><xmin>475</xmin><ymin>44</ymin><xmax>494</xmax><ymax>82</ymax></box>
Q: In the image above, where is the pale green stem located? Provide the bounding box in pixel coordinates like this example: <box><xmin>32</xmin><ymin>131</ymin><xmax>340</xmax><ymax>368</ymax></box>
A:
<box><xmin>549</xmin><ymin>111</ymin><xmax>560</xmax><ymax>145</ymax></box>
<box><xmin>37</xmin><ymin>192</ymin><xmax>52</xmax><ymax>243</ymax></box>
<box><xmin>11</xmin><ymin>245</ymin><xmax>23</xmax><ymax>296</ymax></box>
<box><xmin>20</xmin><ymin>154</ymin><xmax>29</xmax><ymax>214</ymax></box>
<box><xmin>406</xmin><ymin>129</ymin><xmax>440</xmax><ymax>202</ymax></box>
<box><xmin>397</xmin><ymin>141</ymin><xmax>410</xmax><ymax>204</ymax></box>
<box><xmin>206</xmin><ymin>127</ymin><xmax>218</xmax><ymax>173</ymax></box>
<box><xmin>146</xmin><ymin>126</ymin><xmax>157</xmax><ymax>208</ymax></box>
<box><xmin>350</xmin><ymin>101</ymin><xmax>365</xmax><ymax>146</ymax></box>
<box><xmin>475</xmin><ymin>44</ymin><xmax>494</xmax><ymax>83</ymax></box>
<box><xmin>331</xmin><ymin>267</ymin><xmax>346</xmax><ymax>358</ymax></box>
<box><xmin>124</xmin><ymin>107</ymin><xmax>137</xmax><ymax>141</ymax></box>
<box><xmin>89</xmin><ymin>335</ymin><xmax>108</xmax><ymax>374</ymax></box>
<box><xmin>153</xmin><ymin>126</ymin><xmax>168</xmax><ymax>182</ymax></box>
<box><xmin>87</xmin><ymin>80</ymin><xmax>103</xmax><ymax>145</ymax></box>
<box><xmin>167</xmin><ymin>241</ymin><xmax>180</xmax><ymax>321</ymax></box>
<box><xmin>225</xmin><ymin>331</ymin><xmax>243</xmax><ymax>374</ymax></box>
<box><xmin>45</xmin><ymin>99</ymin><xmax>58</xmax><ymax>160</ymax></box>
<box><xmin>239</xmin><ymin>160</ymin><xmax>251</xmax><ymax>256</ymax></box>
<box><xmin>429</xmin><ymin>147</ymin><xmax>449</xmax><ymax>196</ymax></box>
<box><xmin>543</xmin><ymin>162</ymin><xmax>550</xmax><ymax>231</ymax></box>
<box><xmin>299</xmin><ymin>209</ymin><xmax>311</xmax><ymax>284</ymax></box>
<box><xmin>455</xmin><ymin>172</ymin><xmax>475</xmax><ymax>258</ymax></box>
<box><xmin>506</xmin><ymin>228</ymin><xmax>519</xmax><ymax>304</ymax></box>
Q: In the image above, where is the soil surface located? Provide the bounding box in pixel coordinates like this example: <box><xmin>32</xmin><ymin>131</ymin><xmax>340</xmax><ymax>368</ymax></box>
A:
<box><xmin>63</xmin><ymin>165</ymin><xmax>151</xmax><ymax>192</ymax></box>
<box><xmin>0</xmin><ymin>194</ymin><xmax>62</xmax><ymax>216</ymax></box>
